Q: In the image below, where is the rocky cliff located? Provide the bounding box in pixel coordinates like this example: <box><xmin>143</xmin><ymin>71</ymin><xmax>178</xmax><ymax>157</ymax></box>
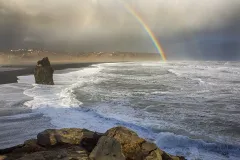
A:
<box><xmin>0</xmin><ymin>127</ymin><xmax>185</xmax><ymax>160</ymax></box>
<box><xmin>34</xmin><ymin>57</ymin><xmax>54</xmax><ymax>85</ymax></box>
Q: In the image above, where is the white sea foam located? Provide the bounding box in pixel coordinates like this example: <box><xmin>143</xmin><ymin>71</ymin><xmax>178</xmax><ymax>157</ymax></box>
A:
<box><xmin>20</xmin><ymin>66</ymin><xmax>110</xmax><ymax>130</ymax></box>
<box><xmin>16</xmin><ymin>62</ymin><xmax>240</xmax><ymax>160</ymax></box>
<box><xmin>192</xmin><ymin>78</ymin><xmax>205</xmax><ymax>85</ymax></box>
<box><xmin>168</xmin><ymin>69</ymin><xmax>182</xmax><ymax>76</ymax></box>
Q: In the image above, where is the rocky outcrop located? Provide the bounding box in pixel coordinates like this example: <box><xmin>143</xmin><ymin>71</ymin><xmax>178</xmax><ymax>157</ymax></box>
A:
<box><xmin>34</xmin><ymin>57</ymin><xmax>54</xmax><ymax>85</ymax></box>
<box><xmin>105</xmin><ymin>127</ymin><xmax>185</xmax><ymax>160</ymax></box>
<box><xmin>89</xmin><ymin>136</ymin><xmax>125</xmax><ymax>160</ymax></box>
<box><xmin>37</xmin><ymin>128</ymin><xmax>102</xmax><ymax>152</ymax></box>
<box><xmin>0</xmin><ymin>127</ymin><xmax>185</xmax><ymax>160</ymax></box>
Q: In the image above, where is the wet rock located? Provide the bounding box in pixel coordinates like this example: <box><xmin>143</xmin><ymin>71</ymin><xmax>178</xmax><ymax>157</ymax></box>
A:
<box><xmin>37</xmin><ymin>128</ymin><xmax>101</xmax><ymax>150</ymax></box>
<box><xmin>144</xmin><ymin>149</ymin><xmax>163</xmax><ymax>160</ymax></box>
<box><xmin>14</xmin><ymin>139</ymin><xmax>46</xmax><ymax>154</ymax></box>
<box><xmin>105</xmin><ymin>126</ymin><xmax>185</xmax><ymax>160</ymax></box>
<box><xmin>0</xmin><ymin>127</ymin><xmax>185</xmax><ymax>160</ymax></box>
<box><xmin>89</xmin><ymin>136</ymin><xmax>125</xmax><ymax>160</ymax></box>
<box><xmin>16</xmin><ymin>146</ymin><xmax>89</xmax><ymax>160</ymax></box>
<box><xmin>0</xmin><ymin>139</ymin><xmax>45</xmax><ymax>160</ymax></box>
<box><xmin>34</xmin><ymin>57</ymin><xmax>54</xmax><ymax>85</ymax></box>
<box><xmin>105</xmin><ymin>126</ymin><xmax>145</xmax><ymax>159</ymax></box>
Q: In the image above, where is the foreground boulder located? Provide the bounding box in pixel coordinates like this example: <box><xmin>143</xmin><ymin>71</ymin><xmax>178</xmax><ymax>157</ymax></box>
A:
<box><xmin>105</xmin><ymin>127</ymin><xmax>185</xmax><ymax>160</ymax></box>
<box><xmin>34</xmin><ymin>57</ymin><xmax>54</xmax><ymax>85</ymax></box>
<box><xmin>37</xmin><ymin>128</ymin><xmax>102</xmax><ymax>152</ymax></box>
<box><xmin>89</xmin><ymin>136</ymin><xmax>125</xmax><ymax>160</ymax></box>
<box><xmin>0</xmin><ymin>127</ymin><xmax>185</xmax><ymax>160</ymax></box>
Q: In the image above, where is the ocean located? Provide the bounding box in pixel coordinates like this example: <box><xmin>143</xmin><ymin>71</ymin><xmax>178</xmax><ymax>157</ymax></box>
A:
<box><xmin>0</xmin><ymin>61</ymin><xmax>240</xmax><ymax>160</ymax></box>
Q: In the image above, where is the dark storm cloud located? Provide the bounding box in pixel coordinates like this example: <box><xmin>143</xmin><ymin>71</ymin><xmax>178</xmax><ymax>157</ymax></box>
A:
<box><xmin>0</xmin><ymin>2</ymin><xmax>25</xmax><ymax>49</ymax></box>
<box><xmin>0</xmin><ymin>0</ymin><xmax>239</xmax><ymax>59</ymax></box>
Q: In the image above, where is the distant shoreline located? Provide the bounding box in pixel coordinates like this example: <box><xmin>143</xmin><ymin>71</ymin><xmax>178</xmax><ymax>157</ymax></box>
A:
<box><xmin>0</xmin><ymin>63</ymin><xmax>95</xmax><ymax>84</ymax></box>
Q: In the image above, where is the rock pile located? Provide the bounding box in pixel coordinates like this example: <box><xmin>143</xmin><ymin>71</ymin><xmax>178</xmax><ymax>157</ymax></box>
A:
<box><xmin>0</xmin><ymin>127</ymin><xmax>185</xmax><ymax>160</ymax></box>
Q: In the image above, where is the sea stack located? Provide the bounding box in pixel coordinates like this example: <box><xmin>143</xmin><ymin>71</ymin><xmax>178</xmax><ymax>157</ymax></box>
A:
<box><xmin>34</xmin><ymin>57</ymin><xmax>54</xmax><ymax>85</ymax></box>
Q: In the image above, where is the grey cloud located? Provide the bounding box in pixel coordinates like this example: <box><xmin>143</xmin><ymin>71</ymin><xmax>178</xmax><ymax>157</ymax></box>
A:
<box><xmin>0</xmin><ymin>0</ymin><xmax>239</xmax><ymax>59</ymax></box>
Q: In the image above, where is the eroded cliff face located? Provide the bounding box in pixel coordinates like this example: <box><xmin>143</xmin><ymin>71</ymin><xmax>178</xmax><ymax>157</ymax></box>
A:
<box><xmin>34</xmin><ymin>57</ymin><xmax>54</xmax><ymax>85</ymax></box>
<box><xmin>0</xmin><ymin>126</ymin><xmax>185</xmax><ymax>160</ymax></box>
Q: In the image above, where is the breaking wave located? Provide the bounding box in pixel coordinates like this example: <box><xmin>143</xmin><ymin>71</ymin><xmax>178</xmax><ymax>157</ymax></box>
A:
<box><xmin>15</xmin><ymin>61</ymin><xmax>240</xmax><ymax>160</ymax></box>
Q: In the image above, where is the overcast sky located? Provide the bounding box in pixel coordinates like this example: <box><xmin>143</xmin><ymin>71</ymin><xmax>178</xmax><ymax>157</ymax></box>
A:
<box><xmin>0</xmin><ymin>0</ymin><xmax>239</xmax><ymax>59</ymax></box>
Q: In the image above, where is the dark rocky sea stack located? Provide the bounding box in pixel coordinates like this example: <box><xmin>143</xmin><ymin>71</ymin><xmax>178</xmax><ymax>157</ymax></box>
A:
<box><xmin>0</xmin><ymin>127</ymin><xmax>185</xmax><ymax>160</ymax></box>
<box><xmin>34</xmin><ymin>57</ymin><xmax>54</xmax><ymax>85</ymax></box>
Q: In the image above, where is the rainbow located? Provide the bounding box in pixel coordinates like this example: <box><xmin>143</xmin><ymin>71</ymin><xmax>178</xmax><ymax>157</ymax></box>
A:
<box><xmin>119</xmin><ymin>0</ymin><xmax>167</xmax><ymax>61</ymax></box>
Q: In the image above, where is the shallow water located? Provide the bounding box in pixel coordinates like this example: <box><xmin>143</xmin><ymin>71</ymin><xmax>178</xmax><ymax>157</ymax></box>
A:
<box><xmin>0</xmin><ymin>61</ymin><xmax>240</xmax><ymax>160</ymax></box>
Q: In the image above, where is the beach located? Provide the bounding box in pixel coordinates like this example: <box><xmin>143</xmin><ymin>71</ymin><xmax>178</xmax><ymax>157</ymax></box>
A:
<box><xmin>0</xmin><ymin>63</ymin><xmax>95</xmax><ymax>84</ymax></box>
<box><xmin>0</xmin><ymin>62</ymin><xmax>95</xmax><ymax>149</ymax></box>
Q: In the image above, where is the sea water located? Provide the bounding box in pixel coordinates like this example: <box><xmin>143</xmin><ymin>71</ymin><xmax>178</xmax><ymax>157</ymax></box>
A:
<box><xmin>0</xmin><ymin>61</ymin><xmax>240</xmax><ymax>160</ymax></box>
